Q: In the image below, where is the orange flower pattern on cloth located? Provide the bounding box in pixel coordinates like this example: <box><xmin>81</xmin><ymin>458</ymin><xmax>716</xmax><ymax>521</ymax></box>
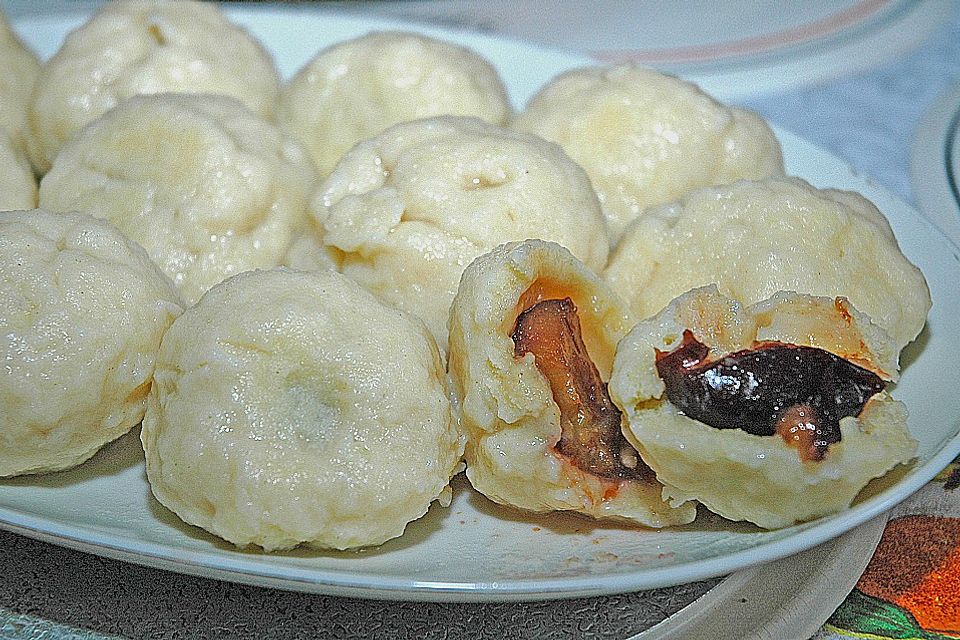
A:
<box><xmin>821</xmin><ymin>456</ymin><xmax>960</xmax><ymax>639</ymax></box>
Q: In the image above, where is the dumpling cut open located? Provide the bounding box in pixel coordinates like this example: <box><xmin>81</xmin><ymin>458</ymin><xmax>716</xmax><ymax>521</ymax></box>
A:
<box><xmin>448</xmin><ymin>239</ymin><xmax>696</xmax><ymax>527</ymax></box>
<box><xmin>609</xmin><ymin>286</ymin><xmax>917</xmax><ymax>529</ymax></box>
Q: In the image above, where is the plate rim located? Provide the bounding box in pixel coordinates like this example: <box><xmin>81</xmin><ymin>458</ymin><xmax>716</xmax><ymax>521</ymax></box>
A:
<box><xmin>911</xmin><ymin>81</ymin><xmax>960</xmax><ymax>244</ymax></box>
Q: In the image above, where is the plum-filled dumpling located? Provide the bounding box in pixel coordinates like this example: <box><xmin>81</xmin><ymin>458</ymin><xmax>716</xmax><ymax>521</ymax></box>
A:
<box><xmin>0</xmin><ymin>10</ymin><xmax>40</xmax><ymax>158</ymax></box>
<box><xmin>288</xmin><ymin>116</ymin><xmax>610</xmax><ymax>352</ymax></box>
<box><xmin>39</xmin><ymin>93</ymin><xmax>317</xmax><ymax>305</ymax></box>
<box><xmin>513</xmin><ymin>64</ymin><xmax>783</xmax><ymax>243</ymax></box>
<box><xmin>0</xmin><ymin>210</ymin><xmax>183</xmax><ymax>477</ymax></box>
<box><xmin>142</xmin><ymin>268</ymin><xmax>463</xmax><ymax>551</ymax></box>
<box><xmin>0</xmin><ymin>129</ymin><xmax>36</xmax><ymax>211</ymax></box>
<box><xmin>27</xmin><ymin>0</ymin><xmax>279</xmax><ymax>173</ymax></box>
<box><xmin>604</xmin><ymin>177</ymin><xmax>930</xmax><ymax>352</ymax></box>
<box><xmin>609</xmin><ymin>286</ymin><xmax>917</xmax><ymax>529</ymax></box>
<box><xmin>278</xmin><ymin>31</ymin><xmax>511</xmax><ymax>178</ymax></box>
<box><xmin>448</xmin><ymin>240</ymin><xmax>697</xmax><ymax>527</ymax></box>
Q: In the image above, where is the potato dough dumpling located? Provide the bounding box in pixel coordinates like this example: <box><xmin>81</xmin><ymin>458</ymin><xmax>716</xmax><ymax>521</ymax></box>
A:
<box><xmin>604</xmin><ymin>177</ymin><xmax>931</xmax><ymax>351</ymax></box>
<box><xmin>142</xmin><ymin>268</ymin><xmax>463</xmax><ymax>551</ymax></box>
<box><xmin>448</xmin><ymin>240</ymin><xmax>696</xmax><ymax>527</ymax></box>
<box><xmin>0</xmin><ymin>10</ymin><xmax>40</xmax><ymax>157</ymax></box>
<box><xmin>40</xmin><ymin>94</ymin><xmax>317</xmax><ymax>305</ymax></box>
<box><xmin>609</xmin><ymin>286</ymin><xmax>917</xmax><ymax>529</ymax></box>
<box><xmin>0</xmin><ymin>210</ymin><xmax>183</xmax><ymax>477</ymax></box>
<box><xmin>278</xmin><ymin>31</ymin><xmax>511</xmax><ymax>178</ymax></box>
<box><xmin>27</xmin><ymin>0</ymin><xmax>279</xmax><ymax>173</ymax></box>
<box><xmin>289</xmin><ymin>116</ymin><xmax>610</xmax><ymax>351</ymax></box>
<box><xmin>0</xmin><ymin>130</ymin><xmax>37</xmax><ymax>211</ymax></box>
<box><xmin>512</xmin><ymin>64</ymin><xmax>784</xmax><ymax>242</ymax></box>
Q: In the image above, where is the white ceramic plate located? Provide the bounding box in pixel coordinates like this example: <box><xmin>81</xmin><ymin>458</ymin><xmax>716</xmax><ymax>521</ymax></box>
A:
<box><xmin>911</xmin><ymin>82</ymin><xmax>960</xmax><ymax>244</ymax></box>
<box><xmin>3</xmin><ymin>5</ymin><xmax>960</xmax><ymax>602</ymax></box>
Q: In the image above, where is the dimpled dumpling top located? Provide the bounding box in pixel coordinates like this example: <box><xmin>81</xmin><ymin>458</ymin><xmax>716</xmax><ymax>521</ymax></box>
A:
<box><xmin>609</xmin><ymin>286</ymin><xmax>916</xmax><ymax>529</ymax></box>
<box><xmin>512</xmin><ymin>64</ymin><xmax>784</xmax><ymax>242</ymax></box>
<box><xmin>604</xmin><ymin>177</ymin><xmax>931</xmax><ymax>351</ymax></box>
<box><xmin>0</xmin><ymin>10</ymin><xmax>40</xmax><ymax>157</ymax></box>
<box><xmin>0</xmin><ymin>210</ymin><xmax>183</xmax><ymax>477</ymax></box>
<box><xmin>0</xmin><ymin>130</ymin><xmax>36</xmax><ymax>211</ymax></box>
<box><xmin>278</xmin><ymin>31</ymin><xmax>511</xmax><ymax>178</ymax></box>
<box><xmin>288</xmin><ymin>116</ymin><xmax>610</xmax><ymax>352</ymax></box>
<box><xmin>27</xmin><ymin>0</ymin><xmax>279</xmax><ymax>173</ymax></box>
<box><xmin>142</xmin><ymin>268</ymin><xmax>463</xmax><ymax>551</ymax></box>
<box><xmin>447</xmin><ymin>239</ymin><xmax>697</xmax><ymax>527</ymax></box>
<box><xmin>40</xmin><ymin>93</ymin><xmax>317</xmax><ymax>305</ymax></box>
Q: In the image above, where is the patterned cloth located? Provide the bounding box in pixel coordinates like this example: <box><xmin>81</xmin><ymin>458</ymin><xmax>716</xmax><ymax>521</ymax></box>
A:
<box><xmin>813</xmin><ymin>456</ymin><xmax>960</xmax><ymax>639</ymax></box>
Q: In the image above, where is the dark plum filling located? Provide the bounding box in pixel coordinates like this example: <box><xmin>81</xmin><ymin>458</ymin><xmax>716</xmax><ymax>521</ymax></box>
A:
<box><xmin>512</xmin><ymin>297</ymin><xmax>654</xmax><ymax>481</ymax></box>
<box><xmin>655</xmin><ymin>330</ymin><xmax>885</xmax><ymax>461</ymax></box>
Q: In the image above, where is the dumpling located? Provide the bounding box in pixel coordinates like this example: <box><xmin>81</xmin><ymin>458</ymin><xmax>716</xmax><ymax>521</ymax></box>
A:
<box><xmin>142</xmin><ymin>268</ymin><xmax>463</xmax><ymax>551</ymax></box>
<box><xmin>0</xmin><ymin>130</ymin><xmax>36</xmax><ymax>211</ymax></box>
<box><xmin>0</xmin><ymin>10</ymin><xmax>40</xmax><ymax>157</ymax></box>
<box><xmin>288</xmin><ymin>116</ymin><xmax>610</xmax><ymax>352</ymax></box>
<box><xmin>39</xmin><ymin>93</ymin><xmax>317</xmax><ymax>305</ymax></box>
<box><xmin>608</xmin><ymin>286</ymin><xmax>917</xmax><ymax>529</ymax></box>
<box><xmin>0</xmin><ymin>210</ymin><xmax>182</xmax><ymax>477</ymax></box>
<box><xmin>447</xmin><ymin>239</ymin><xmax>696</xmax><ymax>527</ymax></box>
<box><xmin>278</xmin><ymin>31</ymin><xmax>511</xmax><ymax>178</ymax></box>
<box><xmin>512</xmin><ymin>64</ymin><xmax>783</xmax><ymax>242</ymax></box>
<box><xmin>603</xmin><ymin>177</ymin><xmax>931</xmax><ymax>351</ymax></box>
<box><xmin>27</xmin><ymin>0</ymin><xmax>279</xmax><ymax>173</ymax></box>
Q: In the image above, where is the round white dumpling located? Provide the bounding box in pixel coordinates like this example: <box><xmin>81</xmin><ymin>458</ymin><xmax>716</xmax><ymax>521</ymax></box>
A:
<box><xmin>278</xmin><ymin>31</ymin><xmax>511</xmax><ymax>178</ymax></box>
<box><xmin>603</xmin><ymin>177</ymin><xmax>931</xmax><ymax>351</ymax></box>
<box><xmin>0</xmin><ymin>210</ymin><xmax>183</xmax><ymax>477</ymax></box>
<box><xmin>27</xmin><ymin>0</ymin><xmax>279</xmax><ymax>173</ymax></box>
<box><xmin>288</xmin><ymin>116</ymin><xmax>610</xmax><ymax>351</ymax></box>
<box><xmin>448</xmin><ymin>239</ymin><xmax>696</xmax><ymax>527</ymax></box>
<box><xmin>0</xmin><ymin>130</ymin><xmax>36</xmax><ymax>211</ymax></box>
<box><xmin>40</xmin><ymin>94</ymin><xmax>317</xmax><ymax>305</ymax></box>
<box><xmin>0</xmin><ymin>11</ymin><xmax>40</xmax><ymax>157</ymax></box>
<box><xmin>609</xmin><ymin>286</ymin><xmax>916</xmax><ymax>529</ymax></box>
<box><xmin>513</xmin><ymin>64</ymin><xmax>784</xmax><ymax>242</ymax></box>
<box><xmin>142</xmin><ymin>268</ymin><xmax>463</xmax><ymax>551</ymax></box>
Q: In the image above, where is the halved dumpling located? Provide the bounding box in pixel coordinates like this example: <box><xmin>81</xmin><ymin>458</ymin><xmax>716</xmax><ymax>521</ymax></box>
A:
<box><xmin>448</xmin><ymin>239</ymin><xmax>696</xmax><ymax>527</ymax></box>
<box><xmin>609</xmin><ymin>286</ymin><xmax>917</xmax><ymax>529</ymax></box>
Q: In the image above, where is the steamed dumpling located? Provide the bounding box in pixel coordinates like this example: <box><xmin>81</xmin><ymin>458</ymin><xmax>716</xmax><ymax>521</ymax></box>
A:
<box><xmin>0</xmin><ymin>10</ymin><xmax>40</xmax><ymax>157</ymax></box>
<box><xmin>447</xmin><ymin>239</ymin><xmax>696</xmax><ymax>527</ymax></box>
<box><xmin>27</xmin><ymin>0</ymin><xmax>279</xmax><ymax>173</ymax></box>
<box><xmin>0</xmin><ymin>210</ymin><xmax>182</xmax><ymax>477</ymax></box>
<box><xmin>278</xmin><ymin>31</ymin><xmax>511</xmax><ymax>178</ymax></box>
<box><xmin>603</xmin><ymin>177</ymin><xmax>931</xmax><ymax>350</ymax></box>
<box><xmin>40</xmin><ymin>93</ymin><xmax>316</xmax><ymax>305</ymax></box>
<box><xmin>142</xmin><ymin>268</ymin><xmax>463</xmax><ymax>551</ymax></box>
<box><xmin>513</xmin><ymin>64</ymin><xmax>784</xmax><ymax>242</ymax></box>
<box><xmin>0</xmin><ymin>130</ymin><xmax>36</xmax><ymax>211</ymax></box>
<box><xmin>609</xmin><ymin>286</ymin><xmax>916</xmax><ymax>529</ymax></box>
<box><xmin>288</xmin><ymin>116</ymin><xmax>610</xmax><ymax>351</ymax></box>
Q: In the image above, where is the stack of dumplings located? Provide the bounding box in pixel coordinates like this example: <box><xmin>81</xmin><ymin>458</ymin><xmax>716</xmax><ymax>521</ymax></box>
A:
<box><xmin>0</xmin><ymin>0</ymin><xmax>932</xmax><ymax>552</ymax></box>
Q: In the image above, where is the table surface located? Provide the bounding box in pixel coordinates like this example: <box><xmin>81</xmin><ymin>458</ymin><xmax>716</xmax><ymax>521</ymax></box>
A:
<box><xmin>1</xmin><ymin>2</ymin><xmax>959</xmax><ymax>639</ymax></box>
